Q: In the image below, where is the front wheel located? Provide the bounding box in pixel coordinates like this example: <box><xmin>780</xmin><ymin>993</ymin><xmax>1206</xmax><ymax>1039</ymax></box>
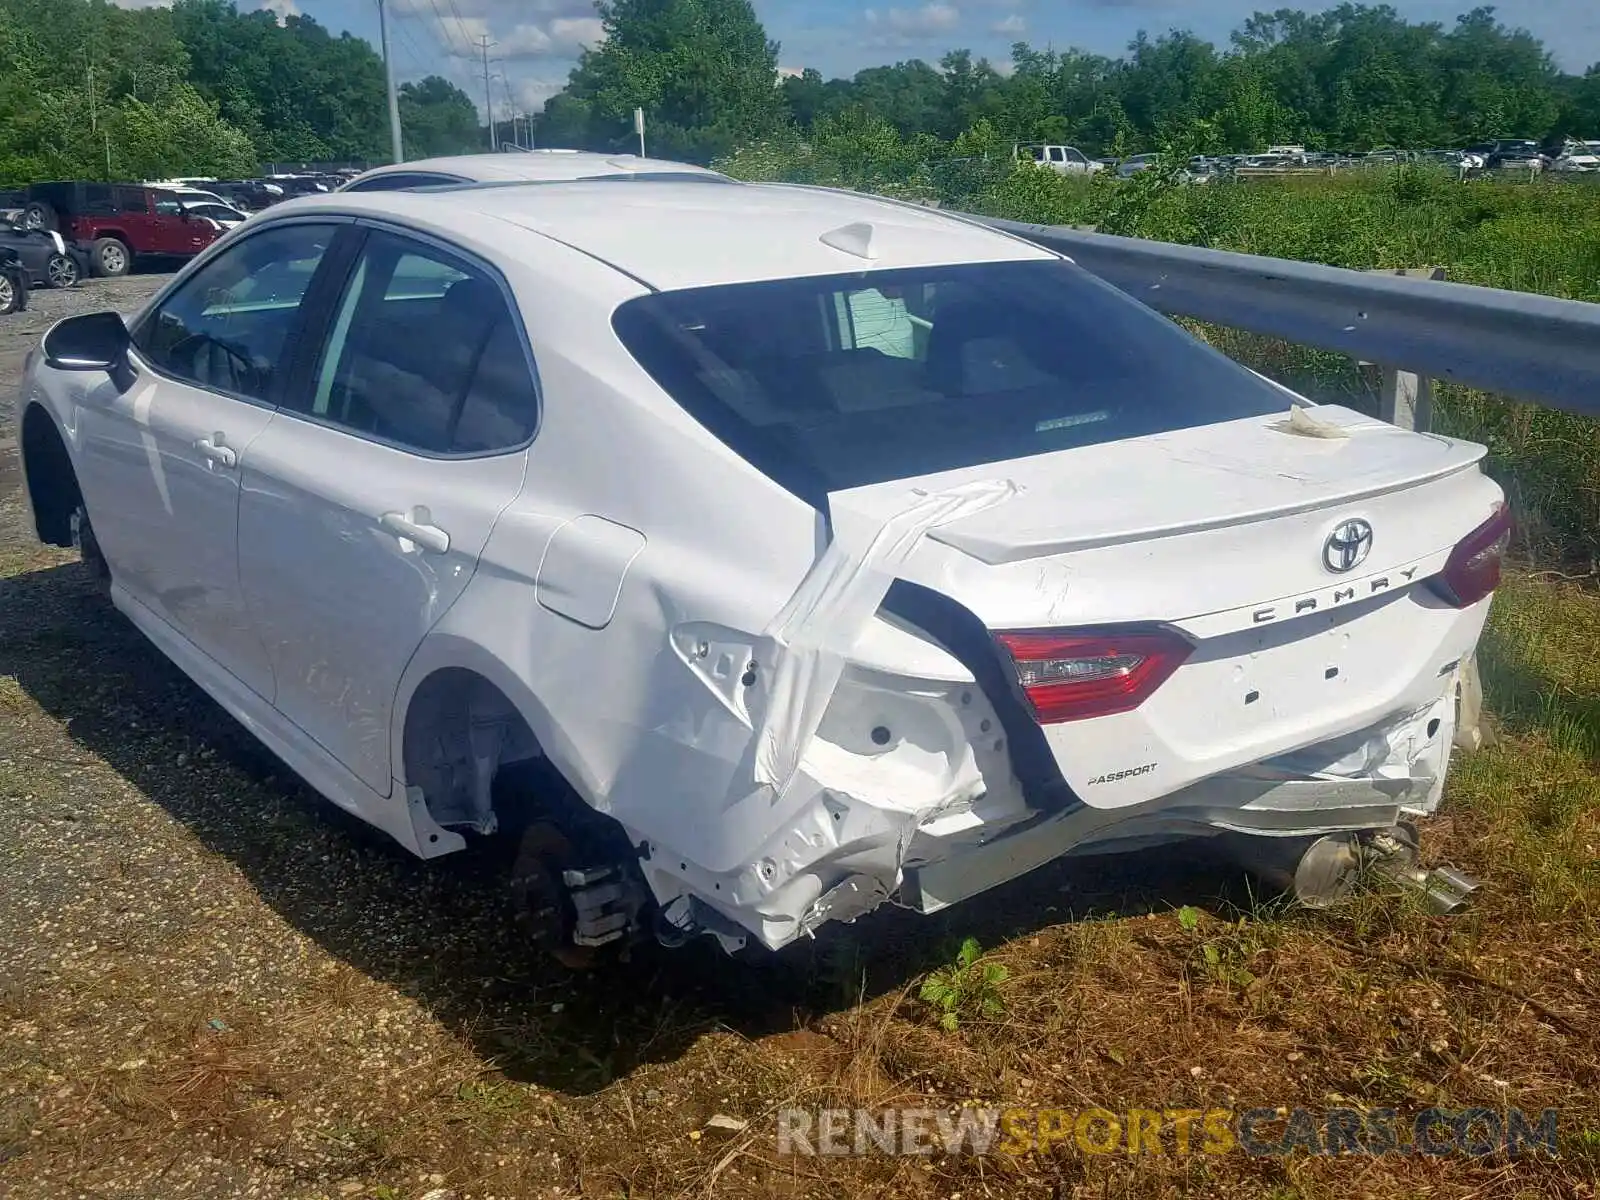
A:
<box><xmin>46</xmin><ymin>253</ymin><xmax>79</xmax><ymax>289</ymax></box>
<box><xmin>70</xmin><ymin>503</ymin><xmax>110</xmax><ymax>592</ymax></box>
<box><xmin>91</xmin><ymin>238</ymin><xmax>131</xmax><ymax>278</ymax></box>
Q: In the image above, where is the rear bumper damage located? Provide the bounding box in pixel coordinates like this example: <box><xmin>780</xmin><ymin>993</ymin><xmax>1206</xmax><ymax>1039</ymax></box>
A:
<box><xmin>643</xmin><ymin>679</ymin><xmax>1466</xmax><ymax>953</ymax></box>
<box><xmin>902</xmin><ymin>687</ymin><xmax>1457</xmax><ymax>917</ymax></box>
<box><xmin>615</xmin><ymin>469</ymin><xmax>1499</xmax><ymax>954</ymax></box>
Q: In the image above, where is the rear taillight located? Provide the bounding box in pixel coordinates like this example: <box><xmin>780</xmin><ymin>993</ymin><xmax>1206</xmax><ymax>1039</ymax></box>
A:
<box><xmin>995</xmin><ymin>627</ymin><xmax>1192</xmax><ymax>724</ymax></box>
<box><xmin>1432</xmin><ymin>503</ymin><xmax>1512</xmax><ymax>608</ymax></box>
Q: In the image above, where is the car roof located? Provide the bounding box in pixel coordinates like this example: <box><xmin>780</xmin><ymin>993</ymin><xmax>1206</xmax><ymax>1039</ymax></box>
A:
<box><xmin>284</xmin><ymin>179</ymin><xmax>1056</xmax><ymax>291</ymax></box>
<box><xmin>342</xmin><ymin>151</ymin><xmax>728</xmax><ymax>189</ymax></box>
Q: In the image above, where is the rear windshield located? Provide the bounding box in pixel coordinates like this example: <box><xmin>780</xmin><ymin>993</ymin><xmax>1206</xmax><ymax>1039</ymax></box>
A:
<box><xmin>612</xmin><ymin>258</ymin><xmax>1290</xmax><ymax>499</ymax></box>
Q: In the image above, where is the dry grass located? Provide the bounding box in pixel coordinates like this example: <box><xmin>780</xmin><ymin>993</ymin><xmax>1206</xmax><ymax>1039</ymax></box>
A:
<box><xmin>1</xmin><ymin>468</ymin><xmax>1598</xmax><ymax>1198</ymax></box>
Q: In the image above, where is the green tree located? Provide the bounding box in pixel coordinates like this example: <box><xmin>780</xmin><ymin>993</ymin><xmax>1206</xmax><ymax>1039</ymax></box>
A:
<box><xmin>551</xmin><ymin>0</ymin><xmax>786</xmax><ymax>162</ymax></box>
<box><xmin>399</xmin><ymin>76</ymin><xmax>482</xmax><ymax>159</ymax></box>
<box><xmin>111</xmin><ymin>83</ymin><xmax>256</xmax><ymax>179</ymax></box>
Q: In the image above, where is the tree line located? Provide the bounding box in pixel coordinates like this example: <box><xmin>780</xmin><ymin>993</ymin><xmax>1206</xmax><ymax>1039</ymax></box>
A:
<box><xmin>549</xmin><ymin>1</ymin><xmax>1600</xmax><ymax>162</ymax></box>
<box><xmin>2</xmin><ymin>0</ymin><xmax>1598</xmax><ymax>185</ymax></box>
<box><xmin>0</xmin><ymin>0</ymin><xmax>481</xmax><ymax>185</ymax></box>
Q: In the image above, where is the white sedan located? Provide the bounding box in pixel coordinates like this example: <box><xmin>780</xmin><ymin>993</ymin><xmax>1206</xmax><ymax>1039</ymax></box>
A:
<box><xmin>340</xmin><ymin>150</ymin><xmax>729</xmax><ymax>192</ymax></box>
<box><xmin>16</xmin><ymin>179</ymin><xmax>1505</xmax><ymax>961</ymax></box>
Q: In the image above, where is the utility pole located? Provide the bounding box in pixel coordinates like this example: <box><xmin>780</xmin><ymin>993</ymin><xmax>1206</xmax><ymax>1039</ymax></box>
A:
<box><xmin>376</xmin><ymin>0</ymin><xmax>404</xmax><ymax>162</ymax></box>
<box><xmin>501</xmin><ymin>76</ymin><xmax>521</xmax><ymax>149</ymax></box>
<box><xmin>477</xmin><ymin>35</ymin><xmax>496</xmax><ymax>151</ymax></box>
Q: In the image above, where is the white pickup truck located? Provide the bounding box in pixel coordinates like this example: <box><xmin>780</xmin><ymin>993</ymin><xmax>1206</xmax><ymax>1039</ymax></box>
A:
<box><xmin>1016</xmin><ymin>143</ymin><xmax>1105</xmax><ymax>175</ymax></box>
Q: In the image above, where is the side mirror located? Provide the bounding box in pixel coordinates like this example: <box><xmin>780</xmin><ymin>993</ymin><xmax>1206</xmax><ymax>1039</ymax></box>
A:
<box><xmin>43</xmin><ymin>311</ymin><xmax>131</xmax><ymax>373</ymax></box>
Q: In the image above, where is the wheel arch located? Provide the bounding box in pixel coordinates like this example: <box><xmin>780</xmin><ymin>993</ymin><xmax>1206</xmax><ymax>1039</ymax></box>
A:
<box><xmin>391</xmin><ymin>631</ymin><xmax>606</xmax><ymax>835</ymax></box>
<box><xmin>19</xmin><ymin>401</ymin><xmax>81</xmax><ymax>547</ymax></box>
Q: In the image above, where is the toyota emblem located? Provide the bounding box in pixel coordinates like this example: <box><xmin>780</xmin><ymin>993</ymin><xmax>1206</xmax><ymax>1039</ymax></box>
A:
<box><xmin>1323</xmin><ymin>519</ymin><xmax>1374</xmax><ymax>573</ymax></box>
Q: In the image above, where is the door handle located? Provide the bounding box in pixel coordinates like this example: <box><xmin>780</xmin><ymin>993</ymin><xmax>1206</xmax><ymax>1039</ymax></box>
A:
<box><xmin>195</xmin><ymin>434</ymin><xmax>237</xmax><ymax>468</ymax></box>
<box><xmin>380</xmin><ymin>507</ymin><xmax>451</xmax><ymax>555</ymax></box>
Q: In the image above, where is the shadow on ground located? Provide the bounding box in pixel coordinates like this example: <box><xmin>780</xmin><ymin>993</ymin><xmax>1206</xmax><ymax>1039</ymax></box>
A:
<box><xmin>0</xmin><ymin>558</ymin><xmax>1257</xmax><ymax>1096</ymax></box>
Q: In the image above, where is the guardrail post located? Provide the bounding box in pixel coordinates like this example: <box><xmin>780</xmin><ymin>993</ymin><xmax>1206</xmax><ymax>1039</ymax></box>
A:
<box><xmin>1363</xmin><ymin>267</ymin><xmax>1446</xmax><ymax>431</ymax></box>
<box><xmin>1378</xmin><ymin>364</ymin><xmax>1434</xmax><ymax>431</ymax></box>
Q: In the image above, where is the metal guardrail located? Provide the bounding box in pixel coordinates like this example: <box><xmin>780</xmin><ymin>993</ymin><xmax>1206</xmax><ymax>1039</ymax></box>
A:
<box><xmin>972</xmin><ymin>217</ymin><xmax>1600</xmax><ymax>421</ymax></box>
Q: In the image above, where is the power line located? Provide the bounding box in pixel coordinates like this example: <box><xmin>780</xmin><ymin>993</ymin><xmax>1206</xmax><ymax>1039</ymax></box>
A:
<box><xmin>442</xmin><ymin>0</ymin><xmax>477</xmax><ymax>60</ymax></box>
<box><xmin>424</xmin><ymin>0</ymin><xmax>468</xmax><ymax>58</ymax></box>
<box><xmin>393</xmin><ymin>18</ymin><xmax>432</xmax><ymax>72</ymax></box>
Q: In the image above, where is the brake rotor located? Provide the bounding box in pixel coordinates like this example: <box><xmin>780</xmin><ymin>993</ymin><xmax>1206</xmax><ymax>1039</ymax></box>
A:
<box><xmin>508</xmin><ymin>821</ymin><xmax>598</xmax><ymax>970</ymax></box>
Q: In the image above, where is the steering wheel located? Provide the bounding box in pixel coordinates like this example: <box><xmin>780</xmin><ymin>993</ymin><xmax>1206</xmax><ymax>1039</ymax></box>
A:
<box><xmin>169</xmin><ymin>332</ymin><xmax>262</xmax><ymax>394</ymax></box>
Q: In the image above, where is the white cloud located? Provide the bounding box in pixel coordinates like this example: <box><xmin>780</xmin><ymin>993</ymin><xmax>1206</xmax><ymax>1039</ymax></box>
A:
<box><xmin>864</xmin><ymin>3</ymin><xmax>961</xmax><ymax>36</ymax></box>
<box><xmin>398</xmin><ymin>4</ymin><xmax>601</xmax><ymax>61</ymax></box>
<box><xmin>549</xmin><ymin>16</ymin><xmax>605</xmax><ymax>50</ymax></box>
<box><xmin>498</xmin><ymin>23</ymin><xmax>557</xmax><ymax>57</ymax></box>
<box><xmin>512</xmin><ymin>77</ymin><xmax>568</xmax><ymax>113</ymax></box>
<box><xmin>991</xmin><ymin>13</ymin><xmax>1025</xmax><ymax>34</ymax></box>
<box><xmin>260</xmin><ymin>0</ymin><xmax>299</xmax><ymax>25</ymax></box>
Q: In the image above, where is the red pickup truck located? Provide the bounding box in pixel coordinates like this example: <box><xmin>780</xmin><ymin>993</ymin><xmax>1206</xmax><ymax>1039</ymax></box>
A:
<box><xmin>21</xmin><ymin>182</ymin><xmax>226</xmax><ymax>277</ymax></box>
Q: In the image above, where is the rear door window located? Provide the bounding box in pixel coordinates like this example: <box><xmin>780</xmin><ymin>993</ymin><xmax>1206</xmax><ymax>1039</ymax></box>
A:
<box><xmin>290</xmin><ymin>229</ymin><xmax>539</xmax><ymax>455</ymax></box>
<box><xmin>612</xmin><ymin>259</ymin><xmax>1292</xmax><ymax>497</ymax></box>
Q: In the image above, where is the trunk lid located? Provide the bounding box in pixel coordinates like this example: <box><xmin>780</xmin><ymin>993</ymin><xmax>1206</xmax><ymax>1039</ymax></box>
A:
<box><xmin>829</xmin><ymin>406</ymin><xmax>1501</xmax><ymax>809</ymax></box>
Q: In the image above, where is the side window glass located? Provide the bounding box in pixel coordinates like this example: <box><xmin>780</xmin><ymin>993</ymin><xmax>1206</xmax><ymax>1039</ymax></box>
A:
<box><xmin>1048</xmin><ymin>147</ymin><xmax>1065</xmax><ymax>162</ymax></box>
<box><xmin>117</xmin><ymin>188</ymin><xmax>149</xmax><ymax>214</ymax></box>
<box><xmin>153</xmin><ymin>196</ymin><xmax>182</xmax><ymax>216</ymax></box>
<box><xmin>83</xmin><ymin>185</ymin><xmax>115</xmax><ymax>216</ymax></box>
<box><xmin>133</xmin><ymin>223</ymin><xmax>336</xmax><ymax>402</ymax></box>
<box><xmin>301</xmin><ymin>230</ymin><xmax>537</xmax><ymax>454</ymax></box>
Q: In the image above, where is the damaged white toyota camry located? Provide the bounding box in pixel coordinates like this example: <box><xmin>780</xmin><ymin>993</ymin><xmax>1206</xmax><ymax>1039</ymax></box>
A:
<box><xmin>17</xmin><ymin>178</ymin><xmax>1507</xmax><ymax>961</ymax></box>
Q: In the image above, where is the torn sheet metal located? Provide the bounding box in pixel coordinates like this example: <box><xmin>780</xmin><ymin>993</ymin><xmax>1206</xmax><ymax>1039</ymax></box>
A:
<box><xmin>751</xmin><ymin>478</ymin><xmax>1017</xmax><ymax>796</ymax></box>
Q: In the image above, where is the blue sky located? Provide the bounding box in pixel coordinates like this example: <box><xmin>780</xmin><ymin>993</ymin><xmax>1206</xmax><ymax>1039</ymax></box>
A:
<box><xmin>182</xmin><ymin>1</ymin><xmax>1600</xmax><ymax>118</ymax></box>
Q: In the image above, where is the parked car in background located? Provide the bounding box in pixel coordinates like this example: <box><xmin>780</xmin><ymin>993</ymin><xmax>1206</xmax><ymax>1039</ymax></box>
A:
<box><xmin>269</xmin><ymin>175</ymin><xmax>335</xmax><ymax>198</ymax></box>
<box><xmin>211</xmin><ymin>180</ymin><xmax>287</xmax><ymax>212</ymax></box>
<box><xmin>1015</xmin><ymin>143</ymin><xmax>1105</xmax><ymax>175</ymax></box>
<box><xmin>20</xmin><ymin>181</ymin><xmax>226</xmax><ymax>276</ymax></box>
<box><xmin>0</xmin><ymin>246</ymin><xmax>26</xmax><ymax>315</ymax></box>
<box><xmin>1116</xmin><ymin>153</ymin><xmax>1160</xmax><ymax>178</ymax></box>
<box><xmin>340</xmin><ymin>150</ymin><xmax>730</xmax><ymax>192</ymax></box>
<box><xmin>0</xmin><ymin>215</ymin><xmax>85</xmax><ymax>288</ymax></box>
<box><xmin>178</xmin><ymin>201</ymin><xmax>250</xmax><ymax>232</ymax></box>
<box><xmin>1483</xmin><ymin>139</ymin><xmax>1547</xmax><ymax>173</ymax></box>
<box><xmin>17</xmin><ymin>177</ymin><xmax>1506</xmax><ymax>962</ymax></box>
<box><xmin>1553</xmin><ymin>141</ymin><xmax>1600</xmax><ymax>172</ymax></box>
